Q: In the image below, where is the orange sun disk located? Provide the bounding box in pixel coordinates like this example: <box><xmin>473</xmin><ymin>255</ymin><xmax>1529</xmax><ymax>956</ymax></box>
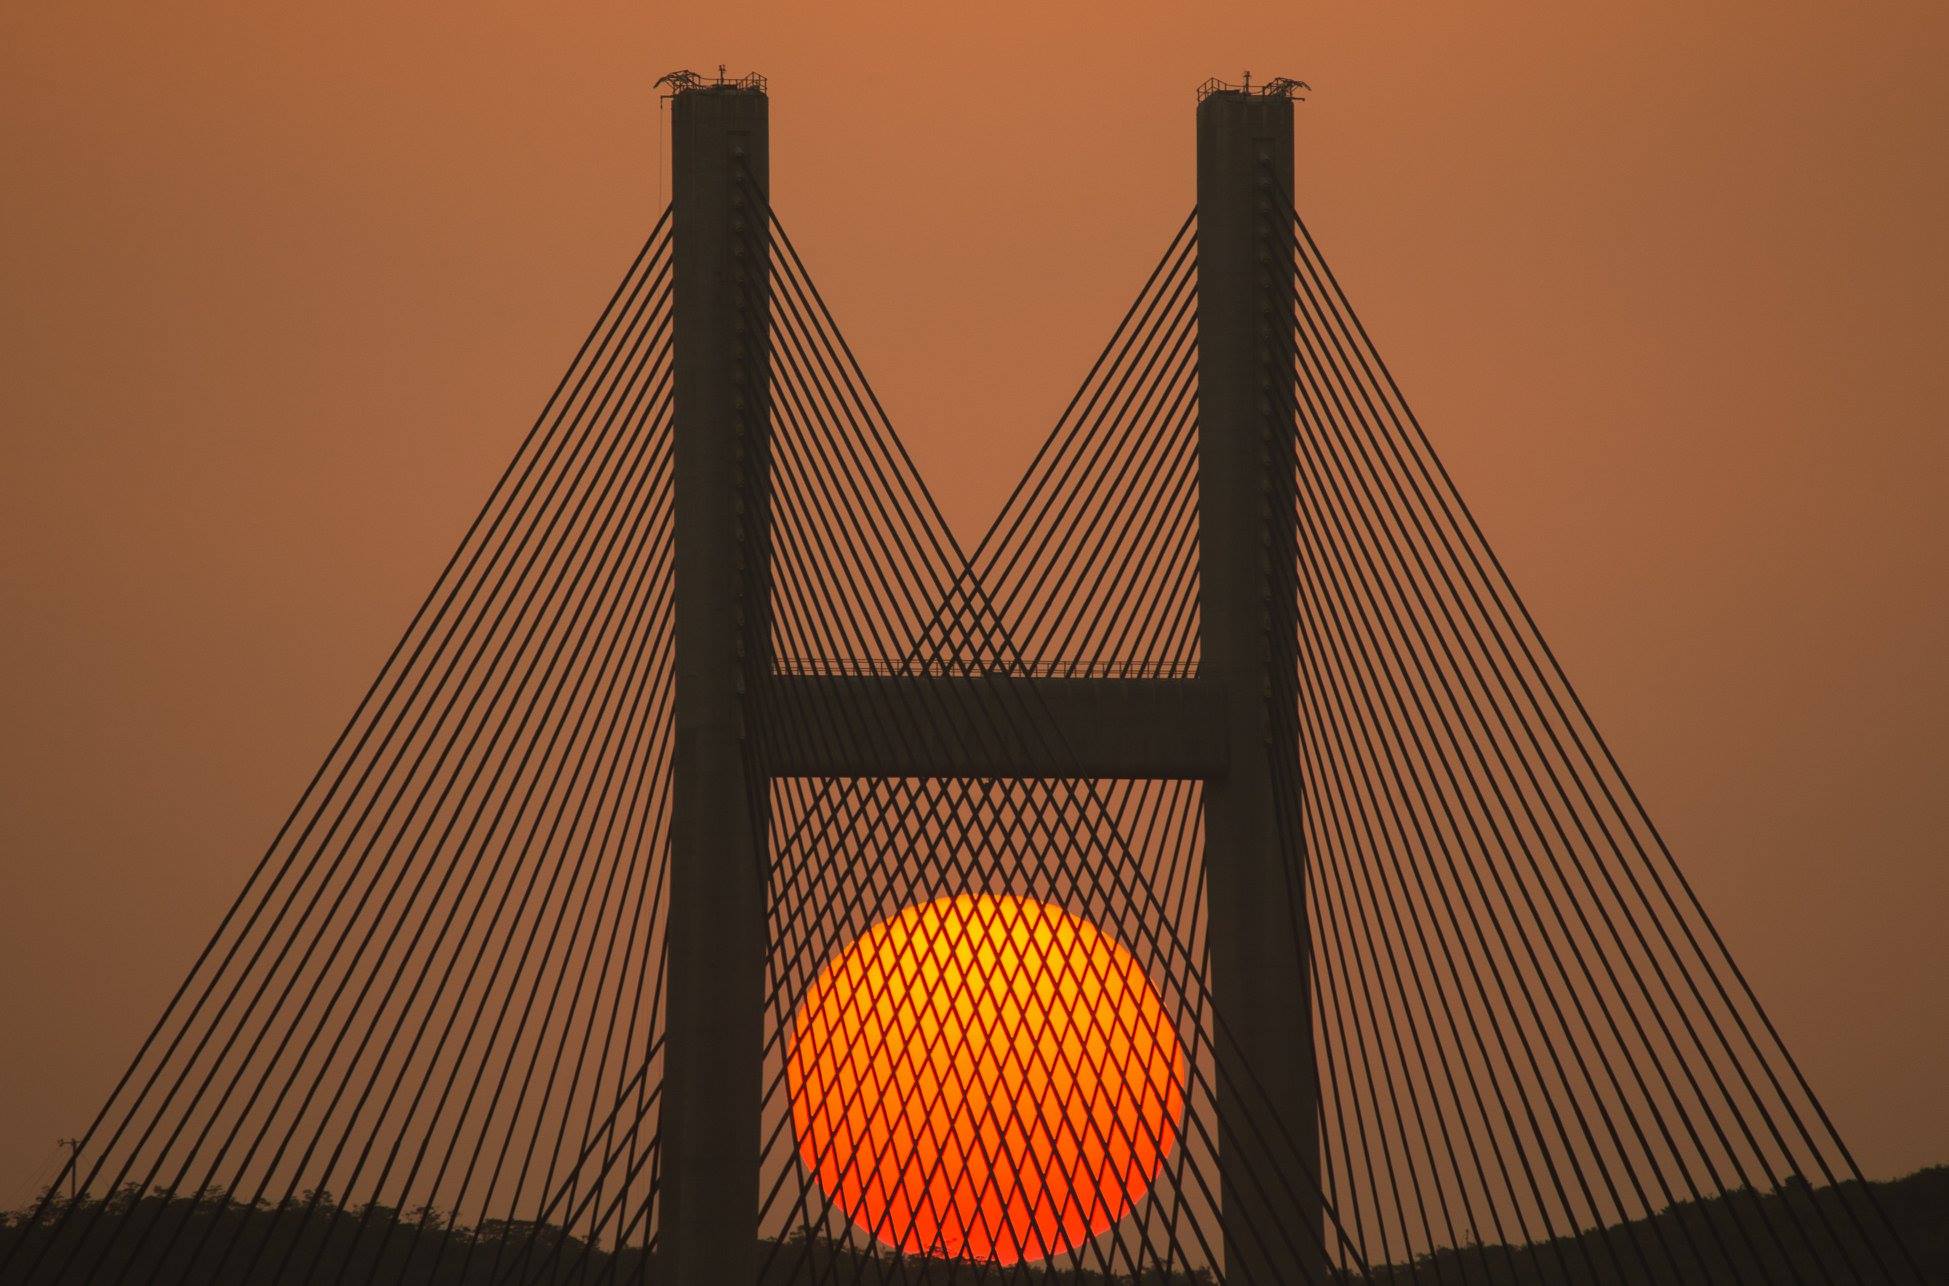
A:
<box><xmin>786</xmin><ymin>893</ymin><xmax>1186</xmax><ymax>1264</ymax></box>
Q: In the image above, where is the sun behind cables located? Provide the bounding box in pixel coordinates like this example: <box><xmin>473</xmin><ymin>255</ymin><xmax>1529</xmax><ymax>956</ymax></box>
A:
<box><xmin>787</xmin><ymin>893</ymin><xmax>1186</xmax><ymax>1264</ymax></box>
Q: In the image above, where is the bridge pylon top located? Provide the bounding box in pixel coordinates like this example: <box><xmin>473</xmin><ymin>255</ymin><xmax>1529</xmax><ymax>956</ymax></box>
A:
<box><xmin>1196</xmin><ymin>72</ymin><xmax>1309</xmax><ymax>101</ymax></box>
<box><xmin>654</xmin><ymin>65</ymin><xmax>768</xmax><ymax>97</ymax></box>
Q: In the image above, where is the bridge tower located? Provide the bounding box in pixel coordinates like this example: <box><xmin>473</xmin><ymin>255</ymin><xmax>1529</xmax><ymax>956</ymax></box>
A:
<box><xmin>656</xmin><ymin>78</ymin><xmax>1318</xmax><ymax>1283</ymax></box>
<box><xmin>659</xmin><ymin>79</ymin><xmax>772</xmax><ymax>1286</ymax></box>
<box><xmin>1194</xmin><ymin>84</ymin><xmax>1318</xmax><ymax>1284</ymax></box>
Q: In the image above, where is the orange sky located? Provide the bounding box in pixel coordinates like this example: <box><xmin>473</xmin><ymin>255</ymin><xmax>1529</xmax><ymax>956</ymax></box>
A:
<box><xmin>1</xmin><ymin>2</ymin><xmax>1945</xmax><ymax>1205</ymax></box>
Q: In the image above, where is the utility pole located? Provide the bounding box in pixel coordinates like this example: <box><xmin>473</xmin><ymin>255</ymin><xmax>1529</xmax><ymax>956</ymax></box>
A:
<box><xmin>57</xmin><ymin>1138</ymin><xmax>80</xmax><ymax>1202</ymax></box>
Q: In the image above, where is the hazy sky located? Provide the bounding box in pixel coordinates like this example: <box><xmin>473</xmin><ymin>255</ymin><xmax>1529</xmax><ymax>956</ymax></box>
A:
<box><xmin>1</xmin><ymin>2</ymin><xmax>1944</xmax><ymax>1204</ymax></box>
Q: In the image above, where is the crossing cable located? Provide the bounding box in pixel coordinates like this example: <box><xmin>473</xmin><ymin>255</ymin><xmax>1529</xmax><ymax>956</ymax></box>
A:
<box><xmin>751</xmin><ymin>547</ymin><xmax>1158</xmax><ymax>1280</ymax></box>
<box><xmin>752</xmin><ymin>631</ymin><xmax>1208</xmax><ymax>1278</ymax></box>
<box><xmin>955</xmin><ymin>313</ymin><xmax>1192</xmax><ymax>662</ymax></box>
<box><xmin>1278</xmin><ymin>208</ymin><xmax>1902</xmax><ymax>1278</ymax></box>
<box><xmin>725</xmin><ymin>193</ymin><xmax>1013</xmax><ymax>1278</ymax></box>
<box><xmin>1255</xmin><ymin>223</ymin><xmax>1621</xmax><ymax>1278</ymax></box>
<box><xmin>476</xmin><ymin>611</ymin><xmax>674</xmax><ymax>1272</ymax></box>
<box><xmin>444</xmin><ymin>193</ymin><xmax>1356</xmax><ymax>1286</ymax></box>
<box><xmin>513</xmin><ymin>1056</ymin><xmax>663</xmax><ymax>1279</ymax></box>
<box><xmin>498</xmin><ymin>598</ymin><xmax>675</xmax><ymax>1277</ymax></box>
<box><xmin>22</xmin><ymin>195</ymin><xmax>1317</xmax><ymax>1278</ymax></box>
<box><xmin>555</xmin><ymin>660</ymin><xmax>686</xmax><ymax>1279</ymax></box>
<box><xmin>304</xmin><ymin>406</ymin><xmax>676</xmax><ymax>1285</ymax></box>
<box><xmin>448</xmin><ymin>452</ymin><xmax>670</xmax><ymax>1286</ymax></box>
<box><xmin>775</xmin><ymin>202</ymin><xmax>1184</xmax><ymax>689</ymax></box>
<box><xmin>573</xmin><ymin>669</ymin><xmax>680</xmax><ymax>1275</ymax></box>
<box><xmin>227</xmin><ymin>294</ymin><xmax>674</xmax><ymax>1264</ymax></box>
<box><xmin>604</xmin><ymin>193</ymin><xmax>1489</xmax><ymax>1286</ymax></box>
<box><xmin>1075</xmin><ymin>416</ymin><xmax>1199</xmax><ymax>671</ymax></box>
<box><xmin>979</xmin><ymin>310</ymin><xmax>1201</xmax><ymax>680</ymax></box>
<box><xmin>1276</xmin><ymin>266</ymin><xmax>1686</xmax><ymax>1286</ymax></box>
<box><xmin>1010</xmin><ymin>328</ymin><xmax>1198</xmax><ymax>667</ymax></box>
<box><xmin>764</xmin><ymin>281</ymin><xmax>945</xmax><ymax>659</ymax></box>
<box><xmin>499</xmin><ymin>754</ymin><xmax>684</xmax><ymax>1282</ymax></box>
<box><xmin>756</xmin><ymin>253</ymin><xmax>962</xmax><ymax>693</ymax></box>
<box><xmin>1270</xmin><ymin>251</ymin><xmax>1729</xmax><ymax>1285</ymax></box>
<box><xmin>470</xmin><ymin>1044</ymin><xmax>664</xmax><ymax>1286</ymax></box>
<box><xmin>1291</xmin><ymin>458</ymin><xmax>1606</xmax><ymax>1277</ymax></box>
<box><xmin>764</xmin><ymin>296</ymin><xmax>1356</xmax><ymax>1286</ymax></box>
<box><xmin>1291</xmin><ymin>660</ymin><xmax>1530</xmax><ymax>1284</ymax></box>
<box><xmin>27</xmin><ymin>163</ymin><xmax>1915</xmax><ymax>1286</ymax></box>
<box><xmin>102</xmin><ymin>240</ymin><xmax>671</xmax><ymax>1264</ymax></box>
<box><xmin>1</xmin><ymin>212</ymin><xmax>668</xmax><ymax>1279</ymax></box>
<box><xmin>353</xmin><ymin>391</ymin><xmax>674</xmax><ymax>1286</ymax></box>
<box><xmin>760</xmin><ymin>783</ymin><xmax>1216</xmax><ymax>1286</ymax></box>
<box><xmin>756</xmin><ymin>794</ymin><xmax>1262</xmax><ymax>1278</ymax></box>
<box><xmin>131</xmin><ymin>278</ymin><xmax>678</xmax><ymax>1278</ymax></box>
<box><xmin>1289</xmin><ymin>207</ymin><xmax>1921</xmax><ymax>1284</ymax></box>
<box><xmin>986</xmin><ymin>272</ymin><xmax>1198</xmax><ymax>671</ymax></box>
<box><xmin>744</xmin><ymin>213</ymin><xmax>1372</xmax><ymax>1286</ymax></box>
<box><xmin>929</xmin><ymin>303</ymin><xmax>1194</xmax><ymax>680</ymax></box>
<box><xmin>1295</xmin><ymin>743</ymin><xmax>1507</xmax><ymax>1286</ymax></box>
<box><xmin>748</xmin><ymin>248</ymin><xmax>1231</xmax><ymax>1278</ymax></box>
<box><xmin>125</xmin><ymin>253</ymin><xmax>666</xmax><ymax>1286</ymax></box>
<box><xmin>994</xmin><ymin>296</ymin><xmax>1197</xmax><ymax>662</ymax></box>
<box><xmin>744</xmin><ymin>319</ymin><xmax>1184</xmax><ymax>1278</ymax></box>
<box><xmin>304</xmin><ymin>428</ymin><xmax>673</xmax><ymax>1286</ymax></box>
<box><xmin>965</xmin><ymin>213</ymin><xmax>1197</xmax><ymax>621</ymax></box>
<box><xmin>768</xmin><ymin>818</ymin><xmax>1184</xmax><ymax>1277</ymax></box>
<box><xmin>744</xmin><ymin>348</ymin><xmax>1107</xmax><ymax>1278</ymax></box>
<box><xmin>1278</xmin><ymin>280</ymin><xmax>1785</xmax><ymax>1286</ymax></box>
<box><xmin>417</xmin><ymin>461</ymin><xmax>675</xmax><ymax>1286</ymax></box>
<box><xmin>1114</xmin><ymin>776</ymin><xmax>1215</xmax><ymax>1271</ymax></box>
<box><xmin>1270</xmin><ymin>200</ymin><xmax>1910</xmax><ymax>1278</ymax></box>
<box><xmin>10</xmin><ymin>217</ymin><xmax>675</xmax><ymax>1286</ymax></box>
<box><xmin>538</xmin><ymin>1065</ymin><xmax>669</xmax><ymax>1285</ymax></box>
<box><xmin>919</xmin><ymin>623</ymin><xmax>1364</xmax><ymax>1278</ymax></box>
<box><xmin>523</xmin><ymin>733</ymin><xmax>674</xmax><ymax>1285</ymax></box>
<box><xmin>396</xmin><ymin>629</ymin><xmax>673</xmax><ymax>1286</ymax></box>
<box><xmin>157</xmin><ymin>338</ymin><xmax>679</xmax><ymax>1285</ymax></box>
<box><xmin>969</xmin><ymin>252</ymin><xmax>1197</xmax><ymax>657</ymax></box>
<box><xmin>762</xmin><ymin>199</ymin><xmax>966</xmax><ymax>620</ymax></box>
<box><xmin>736</xmin><ymin>235</ymin><xmax>1239</xmax><ymax>1278</ymax></box>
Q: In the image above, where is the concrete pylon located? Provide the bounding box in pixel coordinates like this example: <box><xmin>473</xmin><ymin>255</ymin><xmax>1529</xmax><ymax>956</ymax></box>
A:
<box><xmin>659</xmin><ymin>80</ymin><xmax>770</xmax><ymax>1286</ymax></box>
<box><xmin>1196</xmin><ymin>86</ymin><xmax>1323</xmax><ymax>1281</ymax></box>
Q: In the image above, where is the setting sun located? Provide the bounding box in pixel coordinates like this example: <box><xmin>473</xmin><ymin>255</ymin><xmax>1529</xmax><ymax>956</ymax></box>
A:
<box><xmin>786</xmin><ymin>893</ymin><xmax>1186</xmax><ymax>1264</ymax></box>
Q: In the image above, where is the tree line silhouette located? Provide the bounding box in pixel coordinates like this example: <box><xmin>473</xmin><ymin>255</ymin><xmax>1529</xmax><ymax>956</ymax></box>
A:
<box><xmin>2</xmin><ymin>1167</ymin><xmax>1941</xmax><ymax>1283</ymax></box>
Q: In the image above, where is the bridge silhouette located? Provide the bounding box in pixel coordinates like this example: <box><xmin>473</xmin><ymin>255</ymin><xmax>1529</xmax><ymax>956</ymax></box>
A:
<box><xmin>0</xmin><ymin>76</ymin><xmax>1927</xmax><ymax>1284</ymax></box>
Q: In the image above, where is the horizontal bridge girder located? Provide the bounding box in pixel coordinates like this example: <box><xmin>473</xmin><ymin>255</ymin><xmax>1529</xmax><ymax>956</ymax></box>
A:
<box><xmin>756</xmin><ymin>674</ymin><xmax>1229</xmax><ymax>780</ymax></box>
